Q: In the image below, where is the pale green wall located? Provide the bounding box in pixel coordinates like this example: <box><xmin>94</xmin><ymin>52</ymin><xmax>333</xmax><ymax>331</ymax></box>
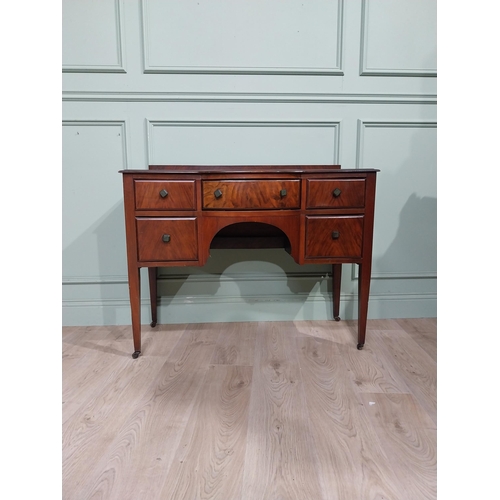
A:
<box><xmin>62</xmin><ymin>0</ymin><xmax>437</xmax><ymax>326</ymax></box>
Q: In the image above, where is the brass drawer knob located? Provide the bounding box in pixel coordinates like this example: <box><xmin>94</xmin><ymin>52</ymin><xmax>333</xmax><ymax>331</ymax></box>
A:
<box><xmin>159</xmin><ymin>189</ymin><xmax>169</xmax><ymax>198</ymax></box>
<box><xmin>280</xmin><ymin>189</ymin><xmax>287</xmax><ymax>198</ymax></box>
<box><xmin>332</xmin><ymin>188</ymin><xmax>342</xmax><ymax>198</ymax></box>
<box><xmin>162</xmin><ymin>234</ymin><xmax>171</xmax><ymax>243</ymax></box>
<box><xmin>331</xmin><ymin>231</ymin><xmax>340</xmax><ymax>240</ymax></box>
<box><xmin>214</xmin><ymin>189</ymin><xmax>223</xmax><ymax>199</ymax></box>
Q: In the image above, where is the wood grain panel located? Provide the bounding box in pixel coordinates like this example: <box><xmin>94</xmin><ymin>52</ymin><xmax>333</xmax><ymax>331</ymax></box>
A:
<box><xmin>305</xmin><ymin>215</ymin><xmax>364</xmax><ymax>258</ymax></box>
<box><xmin>372</xmin><ymin>330</ymin><xmax>437</xmax><ymax>424</ymax></box>
<box><xmin>134</xmin><ymin>180</ymin><xmax>196</xmax><ymax>210</ymax></box>
<box><xmin>137</xmin><ymin>217</ymin><xmax>198</xmax><ymax>262</ymax></box>
<box><xmin>63</xmin><ymin>319</ymin><xmax>437</xmax><ymax>499</ymax></box>
<box><xmin>292</xmin><ymin>319</ymin><xmax>357</xmax><ymax>345</ymax></box>
<box><xmin>62</xmin><ymin>354</ymin><xmax>166</xmax><ymax>489</ymax></box>
<box><xmin>77</xmin><ymin>324</ymin><xmax>218</xmax><ymax>500</ymax></box>
<box><xmin>395</xmin><ymin>318</ymin><xmax>437</xmax><ymax>361</ymax></box>
<box><xmin>338</xmin><ymin>341</ymin><xmax>411</xmax><ymax>394</ymax></box>
<box><xmin>306</xmin><ymin>178</ymin><xmax>366</xmax><ymax>208</ymax></box>
<box><xmin>210</xmin><ymin>322</ymin><xmax>257</xmax><ymax>366</ymax></box>
<box><xmin>159</xmin><ymin>365</ymin><xmax>253</xmax><ymax>500</ymax></box>
<box><xmin>62</xmin><ymin>326</ymin><xmax>130</xmax><ymax>424</ymax></box>
<box><xmin>297</xmin><ymin>335</ymin><xmax>405</xmax><ymax>499</ymax></box>
<box><xmin>202</xmin><ymin>180</ymin><xmax>300</xmax><ymax>209</ymax></box>
<box><xmin>359</xmin><ymin>392</ymin><xmax>437</xmax><ymax>499</ymax></box>
<box><xmin>241</xmin><ymin>322</ymin><xmax>324</xmax><ymax>499</ymax></box>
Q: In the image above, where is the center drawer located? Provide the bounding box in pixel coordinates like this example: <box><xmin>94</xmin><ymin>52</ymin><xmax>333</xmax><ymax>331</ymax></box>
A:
<box><xmin>202</xmin><ymin>180</ymin><xmax>300</xmax><ymax>209</ymax></box>
<box><xmin>136</xmin><ymin>217</ymin><xmax>198</xmax><ymax>262</ymax></box>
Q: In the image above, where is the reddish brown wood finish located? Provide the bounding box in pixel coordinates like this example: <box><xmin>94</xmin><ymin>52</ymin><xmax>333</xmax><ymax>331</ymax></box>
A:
<box><xmin>120</xmin><ymin>165</ymin><xmax>378</xmax><ymax>356</ymax></box>
<box><xmin>202</xmin><ymin>180</ymin><xmax>300</xmax><ymax>209</ymax></box>
<box><xmin>134</xmin><ymin>180</ymin><xmax>196</xmax><ymax>210</ymax></box>
<box><xmin>306</xmin><ymin>179</ymin><xmax>366</xmax><ymax>208</ymax></box>
<box><xmin>136</xmin><ymin>218</ymin><xmax>198</xmax><ymax>262</ymax></box>
<box><xmin>305</xmin><ymin>216</ymin><xmax>364</xmax><ymax>258</ymax></box>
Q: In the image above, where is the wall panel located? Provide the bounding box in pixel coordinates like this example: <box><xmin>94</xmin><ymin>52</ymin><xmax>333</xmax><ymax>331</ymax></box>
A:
<box><xmin>62</xmin><ymin>121</ymin><xmax>128</xmax><ymax>282</ymax></box>
<box><xmin>147</xmin><ymin>120</ymin><xmax>340</xmax><ymax>165</ymax></box>
<box><xmin>142</xmin><ymin>0</ymin><xmax>343</xmax><ymax>74</ymax></box>
<box><xmin>357</xmin><ymin>121</ymin><xmax>437</xmax><ymax>278</ymax></box>
<box><xmin>62</xmin><ymin>0</ymin><xmax>125</xmax><ymax>73</ymax></box>
<box><xmin>360</xmin><ymin>0</ymin><xmax>437</xmax><ymax>76</ymax></box>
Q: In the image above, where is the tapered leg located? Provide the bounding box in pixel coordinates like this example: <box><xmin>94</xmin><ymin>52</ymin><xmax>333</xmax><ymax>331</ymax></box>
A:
<box><xmin>332</xmin><ymin>264</ymin><xmax>342</xmax><ymax>321</ymax></box>
<box><xmin>128</xmin><ymin>267</ymin><xmax>141</xmax><ymax>358</ymax></box>
<box><xmin>148</xmin><ymin>267</ymin><xmax>158</xmax><ymax>327</ymax></box>
<box><xmin>357</xmin><ymin>262</ymin><xmax>372</xmax><ymax>350</ymax></box>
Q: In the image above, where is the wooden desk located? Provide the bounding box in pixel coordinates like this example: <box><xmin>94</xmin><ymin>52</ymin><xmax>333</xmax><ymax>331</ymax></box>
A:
<box><xmin>121</xmin><ymin>165</ymin><xmax>378</xmax><ymax>358</ymax></box>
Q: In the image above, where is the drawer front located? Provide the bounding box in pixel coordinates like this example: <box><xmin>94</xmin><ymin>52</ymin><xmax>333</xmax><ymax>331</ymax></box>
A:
<box><xmin>202</xmin><ymin>180</ymin><xmax>300</xmax><ymax>209</ymax></box>
<box><xmin>306</xmin><ymin>179</ymin><xmax>365</xmax><ymax>208</ymax></box>
<box><xmin>134</xmin><ymin>180</ymin><xmax>196</xmax><ymax>210</ymax></box>
<box><xmin>136</xmin><ymin>218</ymin><xmax>198</xmax><ymax>261</ymax></box>
<box><xmin>305</xmin><ymin>216</ymin><xmax>364</xmax><ymax>258</ymax></box>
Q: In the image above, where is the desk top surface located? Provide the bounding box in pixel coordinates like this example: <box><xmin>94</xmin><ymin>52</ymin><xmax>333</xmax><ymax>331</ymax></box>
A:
<box><xmin>121</xmin><ymin>165</ymin><xmax>379</xmax><ymax>175</ymax></box>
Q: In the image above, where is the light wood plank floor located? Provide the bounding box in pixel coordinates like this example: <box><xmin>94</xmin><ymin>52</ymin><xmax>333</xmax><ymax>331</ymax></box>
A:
<box><xmin>63</xmin><ymin>318</ymin><xmax>437</xmax><ymax>500</ymax></box>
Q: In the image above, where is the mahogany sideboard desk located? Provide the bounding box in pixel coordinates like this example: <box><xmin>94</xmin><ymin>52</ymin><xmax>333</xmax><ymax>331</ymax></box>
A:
<box><xmin>121</xmin><ymin>165</ymin><xmax>378</xmax><ymax>358</ymax></box>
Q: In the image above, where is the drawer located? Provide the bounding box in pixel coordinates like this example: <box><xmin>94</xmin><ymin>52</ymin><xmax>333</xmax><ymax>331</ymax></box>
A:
<box><xmin>305</xmin><ymin>216</ymin><xmax>364</xmax><ymax>258</ymax></box>
<box><xmin>306</xmin><ymin>179</ymin><xmax>365</xmax><ymax>208</ymax></box>
<box><xmin>202</xmin><ymin>180</ymin><xmax>300</xmax><ymax>209</ymax></box>
<box><xmin>134</xmin><ymin>180</ymin><xmax>196</xmax><ymax>210</ymax></box>
<box><xmin>136</xmin><ymin>218</ymin><xmax>198</xmax><ymax>262</ymax></box>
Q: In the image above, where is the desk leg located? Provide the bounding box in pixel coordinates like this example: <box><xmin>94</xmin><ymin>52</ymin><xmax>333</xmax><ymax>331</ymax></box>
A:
<box><xmin>148</xmin><ymin>267</ymin><xmax>158</xmax><ymax>328</ymax></box>
<box><xmin>332</xmin><ymin>264</ymin><xmax>342</xmax><ymax>321</ymax></box>
<box><xmin>129</xmin><ymin>267</ymin><xmax>142</xmax><ymax>359</ymax></box>
<box><xmin>357</xmin><ymin>262</ymin><xmax>372</xmax><ymax>350</ymax></box>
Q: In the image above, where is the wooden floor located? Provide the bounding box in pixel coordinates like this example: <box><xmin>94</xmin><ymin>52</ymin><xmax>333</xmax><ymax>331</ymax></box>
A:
<box><xmin>62</xmin><ymin>318</ymin><xmax>437</xmax><ymax>500</ymax></box>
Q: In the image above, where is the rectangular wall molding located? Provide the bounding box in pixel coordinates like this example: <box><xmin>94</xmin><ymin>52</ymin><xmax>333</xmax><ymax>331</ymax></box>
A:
<box><xmin>62</xmin><ymin>120</ymin><xmax>129</xmax><ymax>169</ymax></box>
<box><xmin>355</xmin><ymin>120</ymin><xmax>437</xmax><ymax>280</ymax></box>
<box><xmin>359</xmin><ymin>0</ymin><xmax>437</xmax><ymax>77</ymax></box>
<box><xmin>141</xmin><ymin>0</ymin><xmax>344</xmax><ymax>75</ymax></box>
<box><xmin>62</xmin><ymin>0</ymin><xmax>126</xmax><ymax>73</ymax></box>
<box><xmin>356</xmin><ymin>120</ymin><xmax>437</xmax><ymax>169</ymax></box>
<box><xmin>146</xmin><ymin>119</ymin><xmax>341</xmax><ymax>166</ymax></box>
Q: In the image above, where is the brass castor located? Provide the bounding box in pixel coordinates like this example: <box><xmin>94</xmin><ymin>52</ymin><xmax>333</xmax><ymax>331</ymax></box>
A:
<box><xmin>357</xmin><ymin>343</ymin><xmax>364</xmax><ymax>350</ymax></box>
<box><xmin>132</xmin><ymin>351</ymin><xmax>141</xmax><ymax>359</ymax></box>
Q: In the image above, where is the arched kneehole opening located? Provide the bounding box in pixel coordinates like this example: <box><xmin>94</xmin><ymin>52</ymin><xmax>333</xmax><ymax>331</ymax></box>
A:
<box><xmin>210</xmin><ymin>222</ymin><xmax>292</xmax><ymax>254</ymax></box>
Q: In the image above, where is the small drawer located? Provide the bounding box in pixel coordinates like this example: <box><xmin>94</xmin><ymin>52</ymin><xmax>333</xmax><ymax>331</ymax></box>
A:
<box><xmin>306</xmin><ymin>179</ymin><xmax>365</xmax><ymax>208</ymax></box>
<box><xmin>136</xmin><ymin>218</ymin><xmax>198</xmax><ymax>262</ymax></box>
<box><xmin>134</xmin><ymin>180</ymin><xmax>196</xmax><ymax>210</ymax></box>
<box><xmin>202</xmin><ymin>180</ymin><xmax>300</xmax><ymax>209</ymax></box>
<box><xmin>305</xmin><ymin>216</ymin><xmax>364</xmax><ymax>258</ymax></box>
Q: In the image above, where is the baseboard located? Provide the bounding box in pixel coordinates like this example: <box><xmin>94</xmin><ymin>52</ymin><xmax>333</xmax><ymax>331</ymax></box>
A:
<box><xmin>62</xmin><ymin>292</ymin><xmax>437</xmax><ymax>326</ymax></box>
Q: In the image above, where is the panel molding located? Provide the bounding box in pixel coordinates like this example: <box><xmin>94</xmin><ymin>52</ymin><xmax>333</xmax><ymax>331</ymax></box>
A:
<box><xmin>351</xmin><ymin>267</ymin><xmax>437</xmax><ymax>281</ymax></box>
<box><xmin>62</xmin><ymin>291</ymin><xmax>437</xmax><ymax>325</ymax></box>
<box><xmin>356</xmin><ymin>120</ymin><xmax>437</xmax><ymax>169</ymax></box>
<box><xmin>62</xmin><ymin>270</ymin><xmax>329</xmax><ymax>286</ymax></box>
<box><xmin>62</xmin><ymin>120</ymin><xmax>129</xmax><ymax>169</ymax></box>
<box><xmin>141</xmin><ymin>0</ymin><xmax>344</xmax><ymax>75</ymax></box>
<box><xmin>62</xmin><ymin>275</ymin><xmax>128</xmax><ymax>285</ymax></box>
<box><xmin>62</xmin><ymin>91</ymin><xmax>437</xmax><ymax>104</ymax></box>
<box><xmin>359</xmin><ymin>0</ymin><xmax>436</xmax><ymax>77</ymax></box>
<box><xmin>62</xmin><ymin>0</ymin><xmax>126</xmax><ymax>73</ymax></box>
<box><xmin>62</xmin><ymin>291</ymin><xmax>436</xmax><ymax>307</ymax></box>
<box><xmin>146</xmin><ymin>119</ymin><xmax>341</xmax><ymax>165</ymax></box>
<box><xmin>355</xmin><ymin>119</ymin><xmax>437</xmax><ymax>280</ymax></box>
